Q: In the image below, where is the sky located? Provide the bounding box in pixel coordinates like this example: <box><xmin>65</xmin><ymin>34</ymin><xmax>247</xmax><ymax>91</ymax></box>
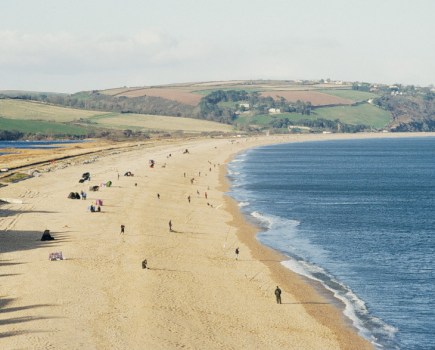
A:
<box><xmin>0</xmin><ymin>0</ymin><xmax>434</xmax><ymax>93</ymax></box>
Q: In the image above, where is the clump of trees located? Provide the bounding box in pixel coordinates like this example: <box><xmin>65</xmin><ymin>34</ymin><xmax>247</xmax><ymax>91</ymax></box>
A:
<box><xmin>0</xmin><ymin>130</ymin><xmax>24</xmax><ymax>140</ymax></box>
<box><xmin>198</xmin><ymin>90</ymin><xmax>248</xmax><ymax>124</ymax></box>
<box><xmin>391</xmin><ymin>120</ymin><xmax>435</xmax><ymax>132</ymax></box>
<box><xmin>374</xmin><ymin>91</ymin><xmax>435</xmax><ymax>131</ymax></box>
<box><xmin>0</xmin><ymin>130</ymin><xmax>89</xmax><ymax>141</ymax></box>
<box><xmin>203</xmin><ymin>90</ymin><xmax>249</xmax><ymax>104</ymax></box>
<box><xmin>352</xmin><ymin>82</ymin><xmax>371</xmax><ymax>92</ymax></box>
<box><xmin>197</xmin><ymin>90</ymin><xmax>313</xmax><ymax>124</ymax></box>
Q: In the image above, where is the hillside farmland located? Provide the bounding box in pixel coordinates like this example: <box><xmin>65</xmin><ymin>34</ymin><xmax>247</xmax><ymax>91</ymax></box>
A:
<box><xmin>86</xmin><ymin>113</ymin><xmax>233</xmax><ymax>133</ymax></box>
<box><xmin>260</xmin><ymin>90</ymin><xmax>354</xmax><ymax>106</ymax></box>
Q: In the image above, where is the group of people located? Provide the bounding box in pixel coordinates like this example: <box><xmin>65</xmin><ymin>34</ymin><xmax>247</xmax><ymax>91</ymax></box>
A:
<box><xmin>89</xmin><ymin>204</ymin><xmax>101</xmax><ymax>212</ymax></box>
<box><xmin>118</xmin><ymin>150</ymin><xmax>284</xmax><ymax>304</ymax></box>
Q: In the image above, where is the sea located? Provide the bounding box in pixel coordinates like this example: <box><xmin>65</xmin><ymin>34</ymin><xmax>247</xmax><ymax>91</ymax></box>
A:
<box><xmin>227</xmin><ymin>137</ymin><xmax>434</xmax><ymax>350</ymax></box>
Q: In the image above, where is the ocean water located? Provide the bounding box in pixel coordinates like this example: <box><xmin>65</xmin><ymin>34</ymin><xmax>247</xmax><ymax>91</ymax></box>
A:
<box><xmin>227</xmin><ymin>137</ymin><xmax>435</xmax><ymax>350</ymax></box>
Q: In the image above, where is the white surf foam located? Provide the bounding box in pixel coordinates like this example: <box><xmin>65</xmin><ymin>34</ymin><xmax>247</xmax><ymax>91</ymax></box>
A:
<box><xmin>247</xmin><ymin>211</ymin><xmax>397</xmax><ymax>349</ymax></box>
<box><xmin>281</xmin><ymin>259</ymin><xmax>398</xmax><ymax>349</ymax></box>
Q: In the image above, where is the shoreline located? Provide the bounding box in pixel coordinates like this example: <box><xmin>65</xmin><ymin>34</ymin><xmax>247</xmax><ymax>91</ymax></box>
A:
<box><xmin>221</xmin><ymin>132</ymin><xmax>434</xmax><ymax>349</ymax></box>
<box><xmin>1</xmin><ymin>132</ymin><xmax>434</xmax><ymax>349</ymax></box>
<box><xmin>1</xmin><ymin>131</ymin><xmax>434</xmax><ymax>170</ymax></box>
<box><xmin>220</xmin><ymin>145</ymin><xmax>373</xmax><ymax>350</ymax></box>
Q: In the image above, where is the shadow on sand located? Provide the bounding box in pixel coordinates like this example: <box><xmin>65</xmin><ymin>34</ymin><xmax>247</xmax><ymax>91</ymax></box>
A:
<box><xmin>0</xmin><ymin>297</ymin><xmax>58</xmax><ymax>339</ymax></box>
<box><xmin>0</xmin><ymin>298</ymin><xmax>53</xmax><ymax>314</ymax></box>
<box><xmin>0</xmin><ymin>209</ymin><xmax>58</xmax><ymax>217</ymax></box>
<box><xmin>0</xmin><ymin>230</ymin><xmax>69</xmax><ymax>255</ymax></box>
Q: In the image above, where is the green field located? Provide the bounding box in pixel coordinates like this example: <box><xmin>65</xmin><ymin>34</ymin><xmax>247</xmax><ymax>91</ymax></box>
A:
<box><xmin>313</xmin><ymin>103</ymin><xmax>390</xmax><ymax>128</ymax></box>
<box><xmin>0</xmin><ymin>117</ymin><xmax>88</xmax><ymax>135</ymax></box>
<box><xmin>318</xmin><ymin>89</ymin><xmax>377</xmax><ymax>101</ymax></box>
<box><xmin>86</xmin><ymin>113</ymin><xmax>233</xmax><ymax>133</ymax></box>
<box><xmin>0</xmin><ymin>99</ymin><xmax>105</xmax><ymax>122</ymax></box>
<box><xmin>236</xmin><ymin>113</ymin><xmax>304</xmax><ymax>126</ymax></box>
<box><xmin>236</xmin><ymin>103</ymin><xmax>391</xmax><ymax>129</ymax></box>
<box><xmin>0</xmin><ymin>99</ymin><xmax>233</xmax><ymax>135</ymax></box>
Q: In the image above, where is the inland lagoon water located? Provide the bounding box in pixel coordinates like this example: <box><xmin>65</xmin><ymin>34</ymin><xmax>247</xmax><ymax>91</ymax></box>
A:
<box><xmin>0</xmin><ymin>140</ymin><xmax>86</xmax><ymax>156</ymax></box>
<box><xmin>228</xmin><ymin>137</ymin><xmax>434</xmax><ymax>350</ymax></box>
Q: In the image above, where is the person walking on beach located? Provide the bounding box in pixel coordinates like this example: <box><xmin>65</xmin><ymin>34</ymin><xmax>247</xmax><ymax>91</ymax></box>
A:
<box><xmin>120</xmin><ymin>225</ymin><xmax>125</xmax><ymax>234</ymax></box>
<box><xmin>188</xmin><ymin>195</ymin><xmax>191</xmax><ymax>203</ymax></box>
<box><xmin>275</xmin><ymin>286</ymin><xmax>282</xmax><ymax>304</ymax></box>
<box><xmin>169</xmin><ymin>220</ymin><xmax>173</xmax><ymax>232</ymax></box>
<box><xmin>235</xmin><ymin>247</ymin><xmax>239</xmax><ymax>260</ymax></box>
<box><xmin>157</xmin><ymin>193</ymin><xmax>160</xmax><ymax>199</ymax></box>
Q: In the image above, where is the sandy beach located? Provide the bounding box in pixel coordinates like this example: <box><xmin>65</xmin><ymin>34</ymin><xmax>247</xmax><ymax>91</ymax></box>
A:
<box><xmin>1</xmin><ymin>132</ymin><xmax>433</xmax><ymax>349</ymax></box>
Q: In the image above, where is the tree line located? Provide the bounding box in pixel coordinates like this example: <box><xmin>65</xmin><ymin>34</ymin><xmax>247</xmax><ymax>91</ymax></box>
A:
<box><xmin>0</xmin><ymin>130</ymin><xmax>24</xmax><ymax>140</ymax></box>
<box><xmin>269</xmin><ymin>117</ymin><xmax>368</xmax><ymax>133</ymax></box>
<box><xmin>0</xmin><ymin>91</ymin><xmax>195</xmax><ymax>118</ymax></box>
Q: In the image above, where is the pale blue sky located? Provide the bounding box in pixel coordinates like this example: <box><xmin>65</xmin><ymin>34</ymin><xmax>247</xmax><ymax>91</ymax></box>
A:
<box><xmin>1</xmin><ymin>0</ymin><xmax>434</xmax><ymax>92</ymax></box>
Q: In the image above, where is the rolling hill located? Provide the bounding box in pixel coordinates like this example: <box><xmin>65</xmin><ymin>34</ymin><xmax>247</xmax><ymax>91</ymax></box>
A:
<box><xmin>1</xmin><ymin>79</ymin><xmax>434</xmax><ymax>138</ymax></box>
<box><xmin>0</xmin><ymin>98</ymin><xmax>233</xmax><ymax>139</ymax></box>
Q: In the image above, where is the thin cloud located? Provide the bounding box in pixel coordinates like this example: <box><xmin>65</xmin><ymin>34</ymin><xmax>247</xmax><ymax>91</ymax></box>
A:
<box><xmin>0</xmin><ymin>30</ymin><xmax>199</xmax><ymax>72</ymax></box>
